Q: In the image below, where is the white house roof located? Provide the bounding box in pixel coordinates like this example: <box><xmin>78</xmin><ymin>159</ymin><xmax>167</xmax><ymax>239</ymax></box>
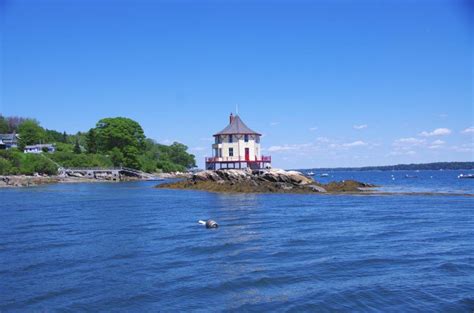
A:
<box><xmin>214</xmin><ymin>115</ymin><xmax>261</xmax><ymax>136</ymax></box>
<box><xmin>24</xmin><ymin>144</ymin><xmax>55</xmax><ymax>149</ymax></box>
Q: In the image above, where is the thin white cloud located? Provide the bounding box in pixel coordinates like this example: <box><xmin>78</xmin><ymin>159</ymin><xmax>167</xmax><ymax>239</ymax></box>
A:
<box><xmin>342</xmin><ymin>140</ymin><xmax>368</xmax><ymax>147</ymax></box>
<box><xmin>267</xmin><ymin>145</ymin><xmax>292</xmax><ymax>152</ymax></box>
<box><xmin>353</xmin><ymin>124</ymin><xmax>368</xmax><ymax>130</ymax></box>
<box><xmin>269</xmin><ymin>122</ymin><xmax>279</xmax><ymax>126</ymax></box>
<box><xmin>451</xmin><ymin>143</ymin><xmax>474</xmax><ymax>153</ymax></box>
<box><xmin>428</xmin><ymin>140</ymin><xmax>446</xmax><ymax>149</ymax></box>
<box><xmin>267</xmin><ymin>143</ymin><xmax>313</xmax><ymax>152</ymax></box>
<box><xmin>309</xmin><ymin>126</ymin><xmax>318</xmax><ymax>131</ymax></box>
<box><xmin>191</xmin><ymin>146</ymin><xmax>206</xmax><ymax>151</ymax></box>
<box><xmin>393</xmin><ymin>137</ymin><xmax>425</xmax><ymax>146</ymax></box>
<box><xmin>419</xmin><ymin>128</ymin><xmax>452</xmax><ymax>137</ymax></box>
<box><xmin>267</xmin><ymin>139</ymin><xmax>373</xmax><ymax>156</ymax></box>
<box><xmin>461</xmin><ymin>126</ymin><xmax>474</xmax><ymax>134</ymax></box>
<box><xmin>391</xmin><ymin>138</ymin><xmax>425</xmax><ymax>155</ymax></box>
<box><xmin>431</xmin><ymin>139</ymin><xmax>445</xmax><ymax>145</ymax></box>
<box><xmin>328</xmin><ymin>140</ymin><xmax>370</xmax><ymax>149</ymax></box>
<box><xmin>316</xmin><ymin>137</ymin><xmax>329</xmax><ymax>143</ymax></box>
<box><xmin>160</xmin><ymin>139</ymin><xmax>174</xmax><ymax>145</ymax></box>
<box><xmin>389</xmin><ymin>150</ymin><xmax>416</xmax><ymax>156</ymax></box>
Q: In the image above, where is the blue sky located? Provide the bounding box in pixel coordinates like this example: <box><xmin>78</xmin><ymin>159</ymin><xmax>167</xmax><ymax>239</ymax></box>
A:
<box><xmin>1</xmin><ymin>0</ymin><xmax>472</xmax><ymax>168</ymax></box>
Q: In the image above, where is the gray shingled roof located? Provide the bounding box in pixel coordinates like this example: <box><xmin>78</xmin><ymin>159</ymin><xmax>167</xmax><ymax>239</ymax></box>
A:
<box><xmin>0</xmin><ymin>134</ymin><xmax>18</xmax><ymax>142</ymax></box>
<box><xmin>214</xmin><ymin>115</ymin><xmax>261</xmax><ymax>136</ymax></box>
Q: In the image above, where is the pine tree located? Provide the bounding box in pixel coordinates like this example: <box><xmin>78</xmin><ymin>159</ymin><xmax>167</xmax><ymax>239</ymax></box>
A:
<box><xmin>73</xmin><ymin>139</ymin><xmax>81</xmax><ymax>154</ymax></box>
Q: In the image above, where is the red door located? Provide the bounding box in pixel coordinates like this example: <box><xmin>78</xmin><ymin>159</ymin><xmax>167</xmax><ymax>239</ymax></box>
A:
<box><xmin>245</xmin><ymin>148</ymin><xmax>250</xmax><ymax>161</ymax></box>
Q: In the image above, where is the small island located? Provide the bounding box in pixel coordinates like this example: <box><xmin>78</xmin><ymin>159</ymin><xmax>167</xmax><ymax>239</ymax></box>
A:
<box><xmin>158</xmin><ymin>114</ymin><xmax>375</xmax><ymax>194</ymax></box>
<box><xmin>157</xmin><ymin>168</ymin><xmax>375</xmax><ymax>194</ymax></box>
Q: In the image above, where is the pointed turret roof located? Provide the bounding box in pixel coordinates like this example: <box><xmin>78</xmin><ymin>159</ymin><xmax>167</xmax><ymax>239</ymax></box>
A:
<box><xmin>214</xmin><ymin>115</ymin><xmax>261</xmax><ymax>136</ymax></box>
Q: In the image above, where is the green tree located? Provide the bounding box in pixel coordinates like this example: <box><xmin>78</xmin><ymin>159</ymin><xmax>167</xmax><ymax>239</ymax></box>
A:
<box><xmin>0</xmin><ymin>116</ymin><xmax>9</xmax><ymax>133</ymax></box>
<box><xmin>88</xmin><ymin>117</ymin><xmax>145</xmax><ymax>169</ymax></box>
<box><xmin>86</xmin><ymin>129</ymin><xmax>98</xmax><ymax>153</ymax></box>
<box><xmin>94</xmin><ymin>117</ymin><xmax>145</xmax><ymax>152</ymax></box>
<box><xmin>168</xmin><ymin>142</ymin><xmax>196</xmax><ymax>168</ymax></box>
<box><xmin>20</xmin><ymin>154</ymin><xmax>57</xmax><ymax>175</ymax></box>
<box><xmin>18</xmin><ymin>120</ymin><xmax>45</xmax><ymax>150</ymax></box>
<box><xmin>73</xmin><ymin>139</ymin><xmax>81</xmax><ymax>154</ymax></box>
<box><xmin>122</xmin><ymin>146</ymin><xmax>141</xmax><ymax>169</ymax></box>
<box><xmin>45</xmin><ymin>129</ymin><xmax>65</xmax><ymax>143</ymax></box>
<box><xmin>109</xmin><ymin>147</ymin><xmax>124</xmax><ymax>167</ymax></box>
<box><xmin>0</xmin><ymin>158</ymin><xmax>13</xmax><ymax>175</ymax></box>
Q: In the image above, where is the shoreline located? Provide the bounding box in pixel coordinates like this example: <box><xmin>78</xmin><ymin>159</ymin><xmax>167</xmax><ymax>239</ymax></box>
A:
<box><xmin>0</xmin><ymin>172</ymin><xmax>187</xmax><ymax>188</ymax></box>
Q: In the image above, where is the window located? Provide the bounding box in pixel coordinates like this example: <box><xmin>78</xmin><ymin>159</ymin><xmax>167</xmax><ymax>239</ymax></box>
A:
<box><xmin>244</xmin><ymin>134</ymin><xmax>249</xmax><ymax>142</ymax></box>
<box><xmin>229</xmin><ymin>147</ymin><xmax>234</xmax><ymax>157</ymax></box>
<box><xmin>229</xmin><ymin>135</ymin><xmax>233</xmax><ymax>143</ymax></box>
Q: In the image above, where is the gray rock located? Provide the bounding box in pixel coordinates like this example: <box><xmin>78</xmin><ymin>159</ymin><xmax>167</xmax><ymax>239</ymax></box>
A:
<box><xmin>191</xmin><ymin>168</ymin><xmax>317</xmax><ymax>190</ymax></box>
<box><xmin>308</xmin><ymin>185</ymin><xmax>327</xmax><ymax>193</ymax></box>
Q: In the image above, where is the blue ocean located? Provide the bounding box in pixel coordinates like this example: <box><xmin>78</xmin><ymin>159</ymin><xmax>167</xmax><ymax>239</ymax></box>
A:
<box><xmin>1</xmin><ymin>170</ymin><xmax>473</xmax><ymax>312</ymax></box>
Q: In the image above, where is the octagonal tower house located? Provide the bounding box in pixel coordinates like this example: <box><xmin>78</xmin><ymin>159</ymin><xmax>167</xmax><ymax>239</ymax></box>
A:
<box><xmin>205</xmin><ymin>113</ymin><xmax>272</xmax><ymax>170</ymax></box>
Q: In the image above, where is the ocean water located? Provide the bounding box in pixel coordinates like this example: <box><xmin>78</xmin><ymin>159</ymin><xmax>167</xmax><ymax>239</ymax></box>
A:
<box><xmin>0</xmin><ymin>171</ymin><xmax>473</xmax><ymax>312</ymax></box>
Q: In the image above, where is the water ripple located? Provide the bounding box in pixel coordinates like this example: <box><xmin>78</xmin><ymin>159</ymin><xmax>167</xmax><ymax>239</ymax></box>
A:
<box><xmin>0</xmin><ymin>179</ymin><xmax>473</xmax><ymax>311</ymax></box>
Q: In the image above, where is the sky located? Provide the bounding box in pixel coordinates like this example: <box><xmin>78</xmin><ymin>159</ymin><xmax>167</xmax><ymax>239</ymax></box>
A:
<box><xmin>1</xmin><ymin>0</ymin><xmax>473</xmax><ymax>169</ymax></box>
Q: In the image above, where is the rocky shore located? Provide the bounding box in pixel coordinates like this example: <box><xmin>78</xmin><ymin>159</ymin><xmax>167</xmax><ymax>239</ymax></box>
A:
<box><xmin>156</xmin><ymin>169</ymin><xmax>376</xmax><ymax>194</ymax></box>
<box><xmin>0</xmin><ymin>170</ymin><xmax>192</xmax><ymax>188</ymax></box>
<box><xmin>0</xmin><ymin>175</ymin><xmax>61</xmax><ymax>187</ymax></box>
<box><xmin>0</xmin><ymin>174</ymin><xmax>137</xmax><ymax>187</ymax></box>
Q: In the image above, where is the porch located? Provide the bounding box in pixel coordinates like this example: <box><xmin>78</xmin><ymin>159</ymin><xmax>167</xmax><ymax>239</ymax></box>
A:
<box><xmin>205</xmin><ymin>156</ymin><xmax>272</xmax><ymax>170</ymax></box>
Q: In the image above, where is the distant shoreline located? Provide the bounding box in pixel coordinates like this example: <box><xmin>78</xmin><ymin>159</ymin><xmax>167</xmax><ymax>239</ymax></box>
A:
<box><xmin>298</xmin><ymin>162</ymin><xmax>474</xmax><ymax>172</ymax></box>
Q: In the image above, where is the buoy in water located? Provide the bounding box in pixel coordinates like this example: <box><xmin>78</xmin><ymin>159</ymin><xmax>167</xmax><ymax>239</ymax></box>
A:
<box><xmin>198</xmin><ymin>219</ymin><xmax>219</xmax><ymax>229</ymax></box>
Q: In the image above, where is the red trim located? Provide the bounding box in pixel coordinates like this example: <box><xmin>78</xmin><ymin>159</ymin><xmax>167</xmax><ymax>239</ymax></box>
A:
<box><xmin>205</xmin><ymin>156</ymin><xmax>271</xmax><ymax>163</ymax></box>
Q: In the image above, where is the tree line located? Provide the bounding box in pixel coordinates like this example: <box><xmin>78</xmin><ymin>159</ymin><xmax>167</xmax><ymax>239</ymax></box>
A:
<box><xmin>0</xmin><ymin>115</ymin><xmax>196</xmax><ymax>175</ymax></box>
<box><xmin>308</xmin><ymin>162</ymin><xmax>474</xmax><ymax>172</ymax></box>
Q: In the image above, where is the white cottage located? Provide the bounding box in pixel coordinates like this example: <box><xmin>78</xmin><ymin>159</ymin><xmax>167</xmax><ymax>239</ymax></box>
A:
<box><xmin>24</xmin><ymin>144</ymin><xmax>56</xmax><ymax>154</ymax></box>
<box><xmin>205</xmin><ymin>113</ymin><xmax>271</xmax><ymax>170</ymax></box>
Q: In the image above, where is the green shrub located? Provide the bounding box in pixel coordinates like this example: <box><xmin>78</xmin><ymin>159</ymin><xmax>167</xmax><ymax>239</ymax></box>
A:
<box><xmin>0</xmin><ymin>158</ymin><xmax>13</xmax><ymax>175</ymax></box>
<box><xmin>20</xmin><ymin>154</ymin><xmax>58</xmax><ymax>175</ymax></box>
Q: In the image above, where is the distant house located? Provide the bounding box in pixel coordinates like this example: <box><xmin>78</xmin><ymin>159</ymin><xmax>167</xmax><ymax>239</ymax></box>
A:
<box><xmin>24</xmin><ymin>144</ymin><xmax>56</xmax><ymax>154</ymax></box>
<box><xmin>0</xmin><ymin>133</ymin><xmax>20</xmax><ymax>149</ymax></box>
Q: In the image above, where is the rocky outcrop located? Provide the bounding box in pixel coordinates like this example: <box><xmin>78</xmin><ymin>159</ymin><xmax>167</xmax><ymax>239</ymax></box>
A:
<box><xmin>192</xmin><ymin>169</ymin><xmax>314</xmax><ymax>185</ymax></box>
<box><xmin>0</xmin><ymin>172</ymin><xmax>140</xmax><ymax>187</ymax></box>
<box><xmin>0</xmin><ymin>175</ymin><xmax>60</xmax><ymax>187</ymax></box>
<box><xmin>157</xmin><ymin>169</ymin><xmax>375</xmax><ymax>194</ymax></box>
<box><xmin>155</xmin><ymin>172</ymin><xmax>192</xmax><ymax>179</ymax></box>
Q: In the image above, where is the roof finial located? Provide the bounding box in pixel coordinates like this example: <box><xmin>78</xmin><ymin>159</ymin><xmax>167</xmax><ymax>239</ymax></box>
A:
<box><xmin>236</xmin><ymin>104</ymin><xmax>239</xmax><ymax>115</ymax></box>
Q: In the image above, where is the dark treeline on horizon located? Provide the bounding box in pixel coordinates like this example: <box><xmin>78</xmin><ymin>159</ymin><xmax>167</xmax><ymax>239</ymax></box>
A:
<box><xmin>303</xmin><ymin>162</ymin><xmax>474</xmax><ymax>172</ymax></box>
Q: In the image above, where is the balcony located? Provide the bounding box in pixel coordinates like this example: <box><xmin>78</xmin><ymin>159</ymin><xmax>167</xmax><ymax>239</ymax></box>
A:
<box><xmin>205</xmin><ymin>155</ymin><xmax>272</xmax><ymax>163</ymax></box>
